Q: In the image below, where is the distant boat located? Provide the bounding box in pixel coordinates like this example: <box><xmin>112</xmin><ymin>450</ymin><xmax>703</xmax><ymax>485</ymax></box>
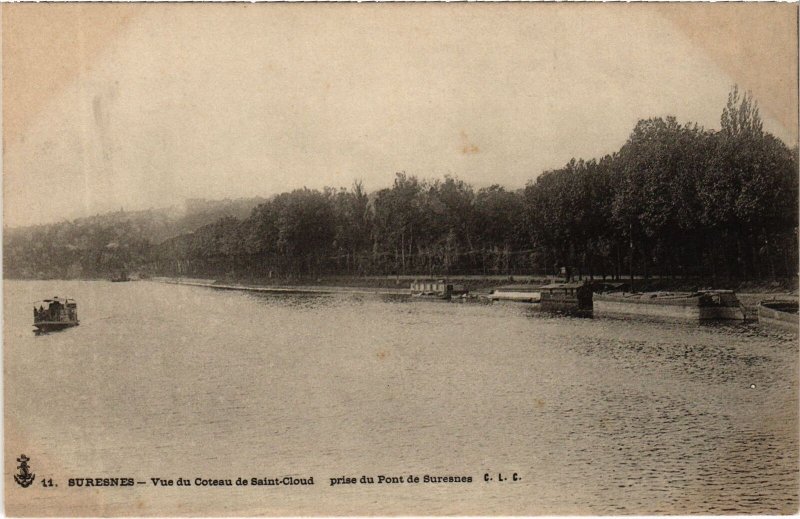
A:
<box><xmin>757</xmin><ymin>300</ymin><xmax>798</xmax><ymax>332</ymax></box>
<box><xmin>33</xmin><ymin>297</ymin><xmax>79</xmax><ymax>333</ymax></box>
<box><xmin>110</xmin><ymin>271</ymin><xmax>130</xmax><ymax>282</ymax></box>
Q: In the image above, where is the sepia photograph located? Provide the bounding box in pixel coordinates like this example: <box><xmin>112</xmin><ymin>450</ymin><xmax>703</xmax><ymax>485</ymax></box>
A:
<box><xmin>2</xmin><ymin>2</ymin><xmax>798</xmax><ymax>516</ymax></box>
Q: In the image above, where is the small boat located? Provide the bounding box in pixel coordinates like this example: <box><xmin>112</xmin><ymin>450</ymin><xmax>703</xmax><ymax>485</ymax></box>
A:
<box><xmin>487</xmin><ymin>285</ymin><xmax>541</xmax><ymax>304</ymax></box>
<box><xmin>110</xmin><ymin>271</ymin><xmax>130</xmax><ymax>282</ymax></box>
<box><xmin>757</xmin><ymin>300</ymin><xmax>798</xmax><ymax>332</ymax></box>
<box><xmin>33</xmin><ymin>297</ymin><xmax>79</xmax><ymax>333</ymax></box>
<box><xmin>410</xmin><ymin>280</ymin><xmax>468</xmax><ymax>301</ymax></box>
<box><xmin>594</xmin><ymin>290</ymin><xmax>746</xmax><ymax>321</ymax></box>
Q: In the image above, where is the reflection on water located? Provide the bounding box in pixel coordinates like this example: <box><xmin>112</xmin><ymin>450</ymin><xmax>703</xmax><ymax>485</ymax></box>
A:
<box><xmin>4</xmin><ymin>280</ymin><xmax>798</xmax><ymax>515</ymax></box>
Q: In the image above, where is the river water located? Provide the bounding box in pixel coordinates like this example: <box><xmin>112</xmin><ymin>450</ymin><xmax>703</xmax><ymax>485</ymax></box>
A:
<box><xmin>4</xmin><ymin>280</ymin><xmax>798</xmax><ymax>515</ymax></box>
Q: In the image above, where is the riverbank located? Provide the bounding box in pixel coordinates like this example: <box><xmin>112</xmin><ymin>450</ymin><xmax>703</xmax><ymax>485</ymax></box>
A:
<box><xmin>150</xmin><ymin>275</ymin><xmax>798</xmax><ymax>313</ymax></box>
<box><xmin>151</xmin><ymin>273</ymin><xmax>798</xmax><ymax>296</ymax></box>
<box><xmin>9</xmin><ymin>273</ymin><xmax>798</xmax><ymax>296</ymax></box>
<box><xmin>151</xmin><ymin>277</ymin><xmax>412</xmax><ymax>296</ymax></box>
<box><xmin>150</xmin><ymin>275</ymin><xmax>800</xmax><ymax>334</ymax></box>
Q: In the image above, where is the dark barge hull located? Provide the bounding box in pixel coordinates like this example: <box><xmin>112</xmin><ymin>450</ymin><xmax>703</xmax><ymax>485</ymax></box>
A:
<box><xmin>539</xmin><ymin>301</ymin><xmax>592</xmax><ymax>317</ymax></box>
<box><xmin>594</xmin><ymin>292</ymin><xmax>746</xmax><ymax>321</ymax></box>
<box><xmin>34</xmin><ymin>321</ymin><xmax>79</xmax><ymax>332</ymax></box>
<box><xmin>538</xmin><ymin>282</ymin><xmax>593</xmax><ymax>317</ymax></box>
<box><xmin>410</xmin><ymin>293</ymin><xmax>451</xmax><ymax>302</ymax></box>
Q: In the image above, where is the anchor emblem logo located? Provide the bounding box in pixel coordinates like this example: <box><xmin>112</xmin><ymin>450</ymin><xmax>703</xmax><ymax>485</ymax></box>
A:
<box><xmin>14</xmin><ymin>454</ymin><xmax>35</xmax><ymax>488</ymax></box>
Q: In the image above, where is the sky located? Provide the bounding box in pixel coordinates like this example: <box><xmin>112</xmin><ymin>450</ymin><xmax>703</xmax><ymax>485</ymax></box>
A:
<box><xmin>2</xmin><ymin>3</ymin><xmax>797</xmax><ymax>228</ymax></box>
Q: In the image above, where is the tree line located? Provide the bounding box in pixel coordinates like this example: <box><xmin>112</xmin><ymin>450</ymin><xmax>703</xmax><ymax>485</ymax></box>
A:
<box><xmin>3</xmin><ymin>199</ymin><xmax>264</xmax><ymax>279</ymax></box>
<box><xmin>6</xmin><ymin>87</ymin><xmax>798</xmax><ymax>283</ymax></box>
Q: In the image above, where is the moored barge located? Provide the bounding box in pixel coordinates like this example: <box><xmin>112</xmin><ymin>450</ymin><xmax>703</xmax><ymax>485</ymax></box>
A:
<box><xmin>594</xmin><ymin>290</ymin><xmax>745</xmax><ymax>321</ymax></box>
<box><xmin>757</xmin><ymin>300</ymin><xmax>798</xmax><ymax>332</ymax></box>
<box><xmin>539</xmin><ymin>282</ymin><xmax>593</xmax><ymax>316</ymax></box>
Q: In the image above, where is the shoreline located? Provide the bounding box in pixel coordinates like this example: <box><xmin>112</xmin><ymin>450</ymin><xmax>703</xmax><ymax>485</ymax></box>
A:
<box><xmin>151</xmin><ymin>277</ymin><xmax>412</xmax><ymax>297</ymax></box>
<box><xmin>146</xmin><ymin>276</ymin><xmax>799</xmax><ymax>311</ymax></box>
<box><xmin>9</xmin><ymin>275</ymin><xmax>797</xmax><ymax>302</ymax></box>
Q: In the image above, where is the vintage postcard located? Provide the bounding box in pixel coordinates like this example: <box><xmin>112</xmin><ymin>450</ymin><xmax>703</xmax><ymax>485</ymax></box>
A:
<box><xmin>3</xmin><ymin>2</ymin><xmax>798</xmax><ymax>516</ymax></box>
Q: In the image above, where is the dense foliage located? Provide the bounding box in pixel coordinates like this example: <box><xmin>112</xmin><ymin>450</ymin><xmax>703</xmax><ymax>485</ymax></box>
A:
<box><xmin>5</xmin><ymin>88</ymin><xmax>798</xmax><ymax>282</ymax></box>
<box><xmin>4</xmin><ymin>198</ymin><xmax>265</xmax><ymax>278</ymax></box>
